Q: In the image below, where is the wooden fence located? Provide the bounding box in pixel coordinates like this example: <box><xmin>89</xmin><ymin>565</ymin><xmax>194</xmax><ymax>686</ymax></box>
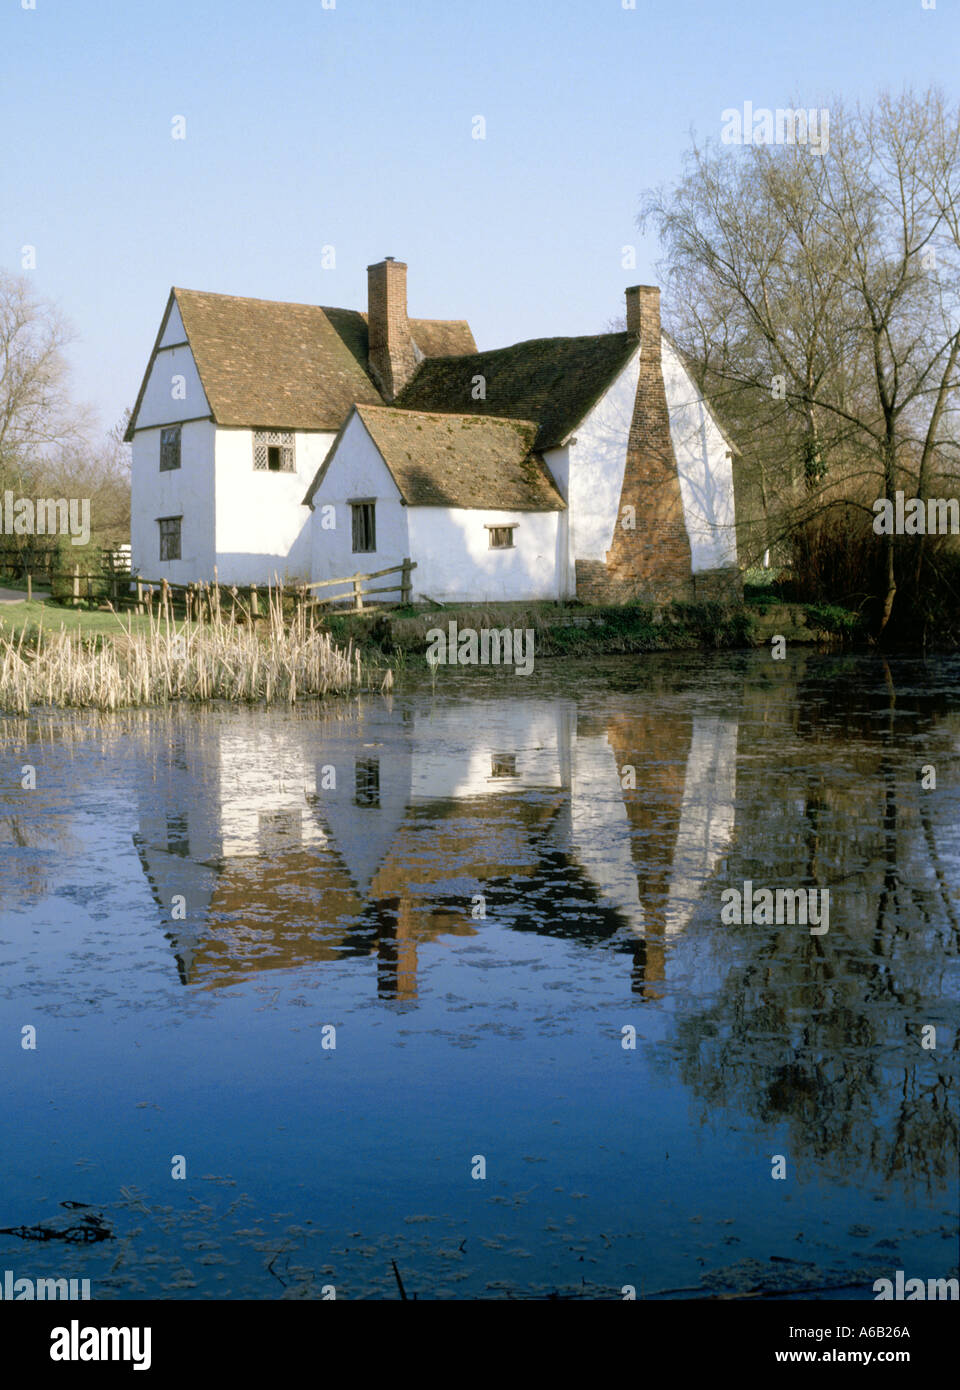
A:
<box><xmin>303</xmin><ymin>559</ymin><xmax>416</xmax><ymax>612</ymax></box>
<box><xmin>0</xmin><ymin>547</ymin><xmax>417</xmax><ymax>622</ymax></box>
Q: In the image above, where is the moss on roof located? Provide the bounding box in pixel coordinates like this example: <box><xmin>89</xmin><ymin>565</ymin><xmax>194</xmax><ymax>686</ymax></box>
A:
<box><xmin>351</xmin><ymin>404</ymin><xmax>566</xmax><ymax>510</ymax></box>
<box><xmin>395</xmin><ymin>332</ymin><xmax>639</xmax><ymax>449</ymax></box>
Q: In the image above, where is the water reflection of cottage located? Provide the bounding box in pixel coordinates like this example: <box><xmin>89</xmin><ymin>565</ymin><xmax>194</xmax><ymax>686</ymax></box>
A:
<box><xmin>134</xmin><ymin>699</ymin><xmax>737</xmax><ymax>998</ymax></box>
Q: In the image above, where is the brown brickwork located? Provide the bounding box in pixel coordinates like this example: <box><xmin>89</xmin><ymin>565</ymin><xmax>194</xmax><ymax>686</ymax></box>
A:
<box><xmin>693</xmin><ymin>567</ymin><xmax>743</xmax><ymax>602</ymax></box>
<box><xmin>367</xmin><ymin>259</ymin><xmax>419</xmax><ymax>402</ymax></box>
<box><xmin>577</xmin><ymin>285</ymin><xmax>696</xmax><ymax>605</ymax></box>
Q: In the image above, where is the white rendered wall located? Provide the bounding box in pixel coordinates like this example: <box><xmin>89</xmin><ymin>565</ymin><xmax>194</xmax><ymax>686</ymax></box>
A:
<box><xmin>406</xmin><ymin>506</ymin><xmax>561</xmax><ymax>603</ymax></box>
<box><xmin>214</xmin><ymin>428</ymin><xmax>334</xmax><ymax>585</ymax></box>
<box><xmin>308</xmin><ymin>413</ymin><xmax>409</xmax><ymax>587</ymax></box>
<box><xmin>158</xmin><ymin>300</ymin><xmax>187</xmax><ymax>348</ymax></box>
<box><xmin>564</xmin><ymin>347</ymin><xmax>641</xmax><ymax>566</ymax></box>
<box><xmin>135</xmin><ymin>341</ymin><xmax>210</xmax><ymax>431</ymax></box>
<box><xmin>661</xmin><ymin>338</ymin><xmax>739</xmax><ymax>572</ymax></box>
<box><xmin>130</xmin><ymin>419</ymin><xmax>216</xmax><ymax>584</ymax></box>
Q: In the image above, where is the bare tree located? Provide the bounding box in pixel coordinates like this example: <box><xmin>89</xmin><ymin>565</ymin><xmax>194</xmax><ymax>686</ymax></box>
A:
<box><xmin>641</xmin><ymin>88</ymin><xmax>960</xmax><ymax>631</ymax></box>
<box><xmin>0</xmin><ymin>270</ymin><xmax>92</xmax><ymax>493</ymax></box>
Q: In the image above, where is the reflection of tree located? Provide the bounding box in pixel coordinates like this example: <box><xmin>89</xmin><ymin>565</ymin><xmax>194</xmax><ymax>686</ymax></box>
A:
<box><xmin>0</xmin><ymin>721</ymin><xmax>84</xmax><ymax>906</ymax></box>
<box><xmin>669</xmin><ymin>656</ymin><xmax>960</xmax><ymax>1196</ymax></box>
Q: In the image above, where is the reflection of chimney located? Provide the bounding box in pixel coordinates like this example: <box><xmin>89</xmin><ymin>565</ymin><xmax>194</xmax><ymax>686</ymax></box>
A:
<box><xmin>367</xmin><ymin>258</ymin><xmax>419</xmax><ymax>402</ymax></box>
<box><xmin>375</xmin><ymin>896</ymin><xmax>418</xmax><ymax>1001</ymax></box>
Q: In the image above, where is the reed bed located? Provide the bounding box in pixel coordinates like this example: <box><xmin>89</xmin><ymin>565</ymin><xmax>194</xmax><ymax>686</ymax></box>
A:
<box><xmin>0</xmin><ymin>581</ymin><xmax>381</xmax><ymax>714</ymax></box>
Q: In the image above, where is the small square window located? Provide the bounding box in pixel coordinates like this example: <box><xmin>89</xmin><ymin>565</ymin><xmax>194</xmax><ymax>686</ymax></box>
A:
<box><xmin>160</xmin><ymin>425</ymin><xmax>181</xmax><ymax>471</ymax></box>
<box><xmin>488</xmin><ymin>526</ymin><xmax>516</xmax><ymax>549</ymax></box>
<box><xmin>158</xmin><ymin>516</ymin><xmax>181</xmax><ymax>562</ymax></box>
<box><xmin>253</xmin><ymin>430</ymin><xmax>295</xmax><ymax>472</ymax></box>
<box><xmin>351</xmin><ymin>502</ymin><xmax>376</xmax><ymax>553</ymax></box>
<box><xmin>490</xmin><ymin>755</ymin><xmax>516</xmax><ymax>778</ymax></box>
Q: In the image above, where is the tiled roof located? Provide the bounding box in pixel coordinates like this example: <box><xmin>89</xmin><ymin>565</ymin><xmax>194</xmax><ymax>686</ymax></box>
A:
<box><xmin>306</xmin><ymin>404</ymin><xmax>566</xmax><ymax>511</ymax></box>
<box><xmin>395</xmin><ymin>332</ymin><xmax>639</xmax><ymax>449</ymax></box>
<box><xmin>140</xmin><ymin>290</ymin><xmax>478</xmax><ymax>433</ymax></box>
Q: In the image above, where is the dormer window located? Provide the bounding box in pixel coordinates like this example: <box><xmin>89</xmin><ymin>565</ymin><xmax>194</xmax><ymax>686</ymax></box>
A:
<box><xmin>253</xmin><ymin>430</ymin><xmax>295</xmax><ymax>472</ymax></box>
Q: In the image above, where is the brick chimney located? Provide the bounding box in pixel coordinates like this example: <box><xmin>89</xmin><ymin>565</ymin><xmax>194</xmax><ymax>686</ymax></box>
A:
<box><xmin>367</xmin><ymin>258</ymin><xmax>419</xmax><ymax>402</ymax></box>
<box><xmin>576</xmin><ymin>282</ymin><xmax>695</xmax><ymax>604</ymax></box>
<box><xmin>624</xmin><ymin>284</ymin><xmax>660</xmax><ymax>351</ymax></box>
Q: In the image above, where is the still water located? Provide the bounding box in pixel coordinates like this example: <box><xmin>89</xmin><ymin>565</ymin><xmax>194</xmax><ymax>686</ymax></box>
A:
<box><xmin>0</xmin><ymin>651</ymin><xmax>958</xmax><ymax>1299</ymax></box>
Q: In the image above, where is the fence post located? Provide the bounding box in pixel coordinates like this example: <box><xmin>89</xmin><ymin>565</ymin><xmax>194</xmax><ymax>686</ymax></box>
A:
<box><xmin>353</xmin><ymin>575</ymin><xmax>363</xmax><ymax>611</ymax></box>
<box><xmin>400</xmin><ymin>558</ymin><xmax>411</xmax><ymax>606</ymax></box>
<box><xmin>135</xmin><ymin>573</ymin><xmax>143</xmax><ymax>615</ymax></box>
<box><xmin>161</xmin><ymin>577</ymin><xmax>170</xmax><ymax>620</ymax></box>
<box><xmin>26</xmin><ymin>573</ymin><xmax>31</xmax><ymax>603</ymax></box>
<box><xmin>72</xmin><ymin>562</ymin><xmax>80</xmax><ymax>607</ymax></box>
<box><xmin>250</xmin><ymin>583</ymin><xmax>259</xmax><ymax>620</ymax></box>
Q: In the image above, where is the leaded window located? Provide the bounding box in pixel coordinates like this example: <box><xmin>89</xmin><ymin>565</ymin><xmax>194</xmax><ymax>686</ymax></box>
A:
<box><xmin>160</xmin><ymin>425</ymin><xmax>181</xmax><ymax>471</ymax></box>
<box><xmin>159</xmin><ymin>516</ymin><xmax>181</xmax><ymax>561</ymax></box>
<box><xmin>253</xmin><ymin>430</ymin><xmax>295</xmax><ymax>472</ymax></box>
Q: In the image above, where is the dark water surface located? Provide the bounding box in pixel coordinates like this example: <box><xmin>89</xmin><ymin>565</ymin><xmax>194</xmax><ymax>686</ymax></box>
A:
<box><xmin>1</xmin><ymin>650</ymin><xmax>958</xmax><ymax>1299</ymax></box>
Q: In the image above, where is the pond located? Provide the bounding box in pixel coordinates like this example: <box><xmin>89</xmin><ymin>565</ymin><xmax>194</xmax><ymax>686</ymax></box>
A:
<box><xmin>0</xmin><ymin>650</ymin><xmax>958</xmax><ymax>1299</ymax></box>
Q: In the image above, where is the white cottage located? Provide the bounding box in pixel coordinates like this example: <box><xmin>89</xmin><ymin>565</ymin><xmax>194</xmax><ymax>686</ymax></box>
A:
<box><xmin>127</xmin><ymin>258</ymin><xmax>739</xmax><ymax>603</ymax></box>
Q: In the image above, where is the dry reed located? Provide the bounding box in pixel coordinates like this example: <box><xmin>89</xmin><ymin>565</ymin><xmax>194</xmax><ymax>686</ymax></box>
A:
<box><xmin>0</xmin><ymin>580</ymin><xmax>376</xmax><ymax>714</ymax></box>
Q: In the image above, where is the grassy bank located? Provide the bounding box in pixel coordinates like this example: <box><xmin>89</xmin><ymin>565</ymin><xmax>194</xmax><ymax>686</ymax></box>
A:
<box><xmin>323</xmin><ymin>596</ymin><xmax>865</xmax><ymax>663</ymax></box>
<box><xmin>326</xmin><ymin>600</ymin><xmax>741</xmax><ymax>661</ymax></box>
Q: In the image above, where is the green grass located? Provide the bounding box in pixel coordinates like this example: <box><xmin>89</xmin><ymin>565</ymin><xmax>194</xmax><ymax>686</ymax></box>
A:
<box><xmin>804</xmin><ymin>602</ymin><xmax>865</xmax><ymax>636</ymax></box>
<box><xmin>0</xmin><ymin>601</ymin><xmax>154</xmax><ymax>642</ymax></box>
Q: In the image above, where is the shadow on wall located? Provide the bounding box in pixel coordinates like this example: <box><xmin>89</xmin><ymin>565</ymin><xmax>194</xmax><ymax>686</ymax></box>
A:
<box><xmin>664</xmin><ymin>356</ymin><xmax>738</xmax><ymax>570</ymax></box>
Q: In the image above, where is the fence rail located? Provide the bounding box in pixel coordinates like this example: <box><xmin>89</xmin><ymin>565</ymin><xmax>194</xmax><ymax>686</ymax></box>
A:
<box><xmin>0</xmin><ymin>549</ymin><xmax>417</xmax><ymax>620</ymax></box>
<box><xmin>304</xmin><ymin>558</ymin><xmax>416</xmax><ymax>611</ymax></box>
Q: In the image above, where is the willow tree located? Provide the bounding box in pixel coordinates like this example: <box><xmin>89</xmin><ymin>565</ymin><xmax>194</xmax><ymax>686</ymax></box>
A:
<box><xmin>641</xmin><ymin>88</ymin><xmax>960</xmax><ymax>632</ymax></box>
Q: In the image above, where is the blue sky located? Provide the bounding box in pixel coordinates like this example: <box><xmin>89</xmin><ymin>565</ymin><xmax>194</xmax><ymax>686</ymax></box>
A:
<box><xmin>2</xmin><ymin>0</ymin><xmax>956</xmax><ymax>438</ymax></box>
